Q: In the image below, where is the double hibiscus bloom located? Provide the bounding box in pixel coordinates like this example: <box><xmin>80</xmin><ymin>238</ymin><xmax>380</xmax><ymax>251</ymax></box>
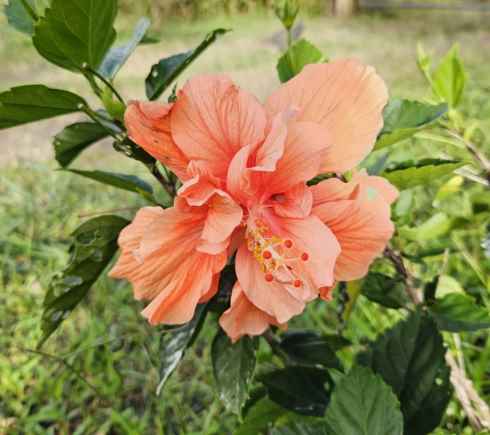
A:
<box><xmin>110</xmin><ymin>59</ymin><xmax>398</xmax><ymax>342</ymax></box>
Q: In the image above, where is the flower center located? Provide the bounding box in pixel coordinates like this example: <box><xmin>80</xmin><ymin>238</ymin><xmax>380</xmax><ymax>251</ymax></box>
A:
<box><xmin>245</xmin><ymin>218</ymin><xmax>310</xmax><ymax>290</ymax></box>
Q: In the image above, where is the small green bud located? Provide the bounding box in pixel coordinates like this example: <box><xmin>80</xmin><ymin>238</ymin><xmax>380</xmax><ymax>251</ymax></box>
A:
<box><xmin>101</xmin><ymin>85</ymin><xmax>125</xmax><ymax>122</ymax></box>
<box><xmin>274</xmin><ymin>0</ymin><xmax>299</xmax><ymax>31</ymax></box>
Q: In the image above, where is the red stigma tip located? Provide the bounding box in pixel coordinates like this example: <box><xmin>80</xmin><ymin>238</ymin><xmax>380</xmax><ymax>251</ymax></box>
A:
<box><xmin>265</xmin><ymin>273</ymin><xmax>274</xmax><ymax>282</ymax></box>
<box><xmin>263</xmin><ymin>250</ymin><xmax>272</xmax><ymax>259</ymax></box>
<box><xmin>293</xmin><ymin>279</ymin><xmax>302</xmax><ymax>288</ymax></box>
<box><xmin>301</xmin><ymin>252</ymin><xmax>309</xmax><ymax>261</ymax></box>
<box><xmin>284</xmin><ymin>239</ymin><xmax>293</xmax><ymax>248</ymax></box>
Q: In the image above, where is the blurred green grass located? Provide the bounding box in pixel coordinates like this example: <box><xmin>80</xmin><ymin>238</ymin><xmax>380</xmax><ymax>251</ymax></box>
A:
<box><xmin>1</xmin><ymin>8</ymin><xmax>489</xmax><ymax>435</ymax></box>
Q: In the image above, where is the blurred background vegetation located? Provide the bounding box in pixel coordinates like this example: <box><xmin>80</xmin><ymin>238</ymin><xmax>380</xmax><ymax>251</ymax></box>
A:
<box><xmin>1</xmin><ymin>1</ymin><xmax>489</xmax><ymax>434</ymax></box>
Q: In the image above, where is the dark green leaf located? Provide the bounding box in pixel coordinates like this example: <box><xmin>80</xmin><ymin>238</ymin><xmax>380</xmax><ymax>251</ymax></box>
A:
<box><xmin>260</xmin><ymin>367</ymin><xmax>331</xmax><ymax>417</ymax></box>
<box><xmin>381</xmin><ymin>159</ymin><xmax>464</xmax><ymax>190</ymax></box>
<box><xmin>429</xmin><ymin>293</ymin><xmax>490</xmax><ymax>332</ymax></box>
<box><xmin>423</xmin><ymin>276</ymin><xmax>439</xmax><ymax>304</ymax></box>
<box><xmin>358</xmin><ymin>309</ymin><xmax>452</xmax><ymax>435</ymax></box>
<box><xmin>65</xmin><ymin>169</ymin><xmax>154</xmax><ymax>201</ymax></box>
<box><xmin>361</xmin><ymin>272</ymin><xmax>411</xmax><ymax>309</ymax></box>
<box><xmin>279</xmin><ymin>330</ymin><xmax>343</xmax><ymax>369</ymax></box>
<box><xmin>208</xmin><ymin>264</ymin><xmax>236</xmax><ymax>314</ymax></box>
<box><xmin>156</xmin><ymin>304</ymin><xmax>207</xmax><ymax>394</ymax></box>
<box><xmin>113</xmin><ymin>137</ymin><xmax>156</xmax><ymax>166</ymax></box>
<box><xmin>212</xmin><ymin>331</ymin><xmax>256</xmax><ymax>415</ymax></box>
<box><xmin>432</xmin><ymin>45</ymin><xmax>466</xmax><ymax>108</ymax></box>
<box><xmin>33</xmin><ymin>0</ymin><xmax>117</xmax><ymax>71</ymax></box>
<box><xmin>375</xmin><ymin>99</ymin><xmax>448</xmax><ymax>149</ymax></box>
<box><xmin>271</xmin><ymin>421</ymin><xmax>331</xmax><ymax>435</ymax></box>
<box><xmin>307</xmin><ymin>173</ymin><xmax>334</xmax><ymax>186</ymax></box>
<box><xmin>4</xmin><ymin>0</ymin><xmax>49</xmax><ymax>35</ymax></box>
<box><xmin>39</xmin><ymin>215</ymin><xmax>128</xmax><ymax>346</ymax></box>
<box><xmin>99</xmin><ymin>17</ymin><xmax>150</xmax><ymax>79</ymax></box>
<box><xmin>0</xmin><ymin>85</ymin><xmax>86</xmax><ymax>130</ymax></box>
<box><xmin>145</xmin><ymin>28</ymin><xmax>229</xmax><ymax>100</ymax></box>
<box><xmin>324</xmin><ymin>366</ymin><xmax>403</xmax><ymax>435</ymax></box>
<box><xmin>277</xmin><ymin>38</ymin><xmax>323</xmax><ymax>83</ymax></box>
<box><xmin>236</xmin><ymin>398</ymin><xmax>286</xmax><ymax>435</ymax></box>
<box><xmin>54</xmin><ymin>122</ymin><xmax>108</xmax><ymax>167</ymax></box>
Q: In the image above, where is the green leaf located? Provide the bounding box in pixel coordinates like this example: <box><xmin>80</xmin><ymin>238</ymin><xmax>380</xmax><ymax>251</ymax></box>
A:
<box><xmin>277</xmin><ymin>39</ymin><xmax>323</xmax><ymax>83</ymax></box>
<box><xmin>99</xmin><ymin>17</ymin><xmax>150</xmax><ymax>79</ymax></box>
<box><xmin>429</xmin><ymin>293</ymin><xmax>490</xmax><ymax>332</ymax></box>
<box><xmin>324</xmin><ymin>366</ymin><xmax>403</xmax><ymax>435</ymax></box>
<box><xmin>375</xmin><ymin>99</ymin><xmax>448</xmax><ymax>149</ymax></box>
<box><xmin>361</xmin><ymin>272</ymin><xmax>411</xmax><ymax>309</ymax></box>
<box><xmin>416</xmin><ymin>43</ymin><xmax>432</xmax><ymax>84</ymax></box>
<box><xmin>260</xmin><ymin>367</ymin><xmax>331</xmax><ymax>417</ymax></box>
<box><xmin>65</xmin><ymin>169</ymin><xmax>154</xmax><ymax>202</ymax></box>
<box><xmin>399</xmin><ymin>212</ymin><xmax>452</xmax><ymax>241</ymax></box>
<box><xmin>271</xmin><ymin>421</ymin><xmax>331</xmax><ymax>435</ymax></box>
<box><xmin>53</xmin><ymin>122</ymin><xmax>108</xmax><ymax>167</ymax></box>
<box><xmin>358</xmin><ymin>309</ymin><xmax>452</xmax><ymax>435</ymax></box>
<box><xmin>236</xmin><ymin>398</ymin><xmax>286</xmax><ymax>435</ymax></box>
<box><xmin>212</xmin><ymin>331</ymin><xmax>256</xmax><ymax>415</ymax></box>
<box><xmin>279</xmin><ymin>330</ymin><xmax>343</xmax><ymax>369</ymax></box>
<box><xmin>4</xmin><ymin>0</ymin><xmax>48</xmax><ymax>35</ymax></box>
<box><xmin>145</xmin><ymin>28</ymin><xmax>229</xmax><ymax>100</ymax></box>
<box><xmin>0</xmin><ymin>85</ymin><xmax>86</xmax><ymax>130</ymax></box>
<box><xmin>381</xmin><ymin>159</ymin><xmax>464</xmax><ymax>190</ymax></box>
<box><xmin>33</xmin><ymin>0</ymin><xmax>117</xmax><ymax>71</ymax></box>
<box><xmin>39</xmin><ymin>215</ymin><xmax>128</xmax><ymax>346</ymax></box>
<box><xmin>432</xmin><ymin>44</ymin><xmax>466</xmax><ymax>108</ymax></box>
<box><xmin>156</xmin><ymin>304</ymin><xmax>208</xmax><ymax>395</ymax></box>
<box><xmin>208</xmin><ymin>264</ymin><xmax>235</xmax><ymax>314</ymax></box>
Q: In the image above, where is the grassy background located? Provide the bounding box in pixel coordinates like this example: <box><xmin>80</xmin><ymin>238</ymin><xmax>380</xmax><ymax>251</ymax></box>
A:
<box><xmin>1</xmin><ymin>5</ymin><xmax>489</xmax><ymax>435</ymax></box>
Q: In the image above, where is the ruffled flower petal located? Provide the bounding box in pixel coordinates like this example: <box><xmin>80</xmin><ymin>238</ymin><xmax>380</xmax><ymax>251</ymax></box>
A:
<box><xmin>110</xmin><ymin>206</ymin><xmax>227</xmax><ymax>325</ymax></box>
<box><xmin>171</xmin><ymin>75</ymin><xmax>267</xmax><ymax>179</ymax></box>
<box><xmin>125</xmin><ymin>101</ymin><xmax>189</xmax><ymax>180</ymax></box>
<box><xmin>219</xmin><ymin>282</ymin><xmax>282</xmax><ymax>343</ymax></box>
<box><xmin>265</xmin><ymin>59</ymin><xmax>388</xmax><ymax>173</ymax></box>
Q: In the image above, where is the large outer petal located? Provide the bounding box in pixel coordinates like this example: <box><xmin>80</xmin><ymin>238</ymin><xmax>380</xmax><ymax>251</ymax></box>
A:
<box><xmin>265</xmin><ymin>59</ymin><xmax>388</xmax><ymax>173</ymax></box>
<box><xmin>219</xmin><ymin>282</ymin><xmax>282</xmax><ymax>343</ymax></box>
<box><xmin>312</xmin><ymin>178</ymin><xmax>395</xmax><ymax>281</ymax></box>
<box><xmin>125</xmin><ymin>101</ymin><xmax>189</xmax><ymax>180</ymax></box>
<box><xmin>258</xmin><ymin>121</ymin><xmax>330</xmax><ymax>196</ymax></box>
<box><xmin>109</xmin><ymin>206</ymin><xmax>226</xmax><ymax>325</ymax></box>
<box><xmin>171</xmin><ymin>75</ymin><xmax>267</xmax><ymax>179</ymax></box>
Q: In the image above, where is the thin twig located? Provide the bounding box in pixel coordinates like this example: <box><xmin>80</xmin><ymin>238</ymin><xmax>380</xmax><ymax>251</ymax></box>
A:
<box><xmin>446</xmin><ymin>352</ymin><xmax>490</xmax><ymax>431</ymax></box>
<box><xmin>384</xmin><ymin>246</ymin><xmax>490</xmax><ymax>431</ymax></box>
<box><xmin>84</xmin><ymin>66</ymin><xmax>126</xmax><ymax>106</ymax></box>
<box><xmin>447</xmin><ymin>130</ymin><xmax>490</xmax><ymax>184</ymax></box>
<box><xmin>263</xmin><ymin>330</ymin><xmax>290</xmax><ymax>363</ymax></box>
<box><xmin>150</xmin><ymin>164</ymin><xmax>176</xmax><ymax>198</ymax></box>
<box><xmin>384</xmin><ymin>246</ymin><xmax>421</xmax><ymax>304</ymax></box>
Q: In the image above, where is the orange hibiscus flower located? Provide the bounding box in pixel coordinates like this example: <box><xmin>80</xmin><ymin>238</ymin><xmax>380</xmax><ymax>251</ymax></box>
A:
<box><xmin>110</xmin><ymin>59</ymin><xmax>397</xmax><ymax>342</ymax></box>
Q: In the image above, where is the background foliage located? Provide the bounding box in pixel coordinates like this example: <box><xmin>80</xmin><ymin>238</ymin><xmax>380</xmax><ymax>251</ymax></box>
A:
<box><xmin>0</xmin><ymin>1</ymin><xmax>489</xmax><ymax>434</ymax></box>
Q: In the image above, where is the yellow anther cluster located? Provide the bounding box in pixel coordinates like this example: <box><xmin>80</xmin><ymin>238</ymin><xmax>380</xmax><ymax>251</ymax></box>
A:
<box><xmin>246</xmin><ymin>219</ymin><xmax>283</xmax><ymax>274</ymax></box>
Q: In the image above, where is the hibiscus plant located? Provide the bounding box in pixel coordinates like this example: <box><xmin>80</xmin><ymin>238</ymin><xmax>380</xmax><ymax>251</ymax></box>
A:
<box><xmin>2</xmin><ymin>0</ymin><xmax>490</xmax><ymax>433</ymax></box>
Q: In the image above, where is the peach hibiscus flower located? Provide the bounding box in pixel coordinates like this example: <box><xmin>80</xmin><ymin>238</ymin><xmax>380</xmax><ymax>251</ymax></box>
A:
<box><xmin>110</xmin><ymin>59</ymin><xmax>398</xmax><ymax>342</ymax></box>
